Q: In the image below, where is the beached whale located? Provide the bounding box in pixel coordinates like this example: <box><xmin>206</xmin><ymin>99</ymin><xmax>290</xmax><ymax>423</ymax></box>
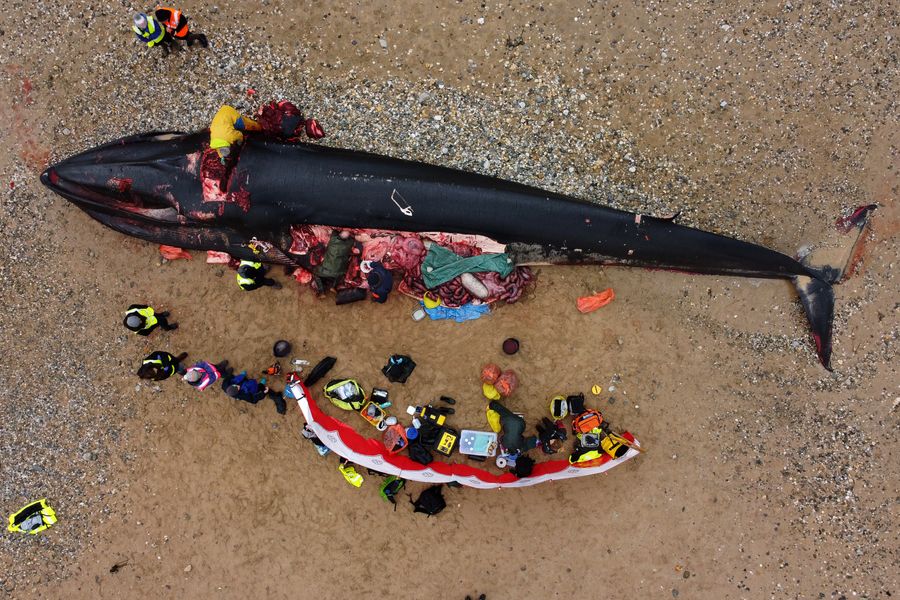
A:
<box><xmin>40</xmin><ymin>130</ymin><xmax>874</xmax><ymax>368</ymax></box>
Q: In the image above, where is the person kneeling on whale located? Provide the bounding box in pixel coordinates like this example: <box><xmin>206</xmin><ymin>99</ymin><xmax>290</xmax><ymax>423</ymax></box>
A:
<box><xmin>210</xmin><ymin>105</ymin><xmax>261</xmax><ymax>162</ymax></box>
<box><xmin>210</xmin><ymin>104</ymin><xmax>261</xmax><ymax>191</ymax></box>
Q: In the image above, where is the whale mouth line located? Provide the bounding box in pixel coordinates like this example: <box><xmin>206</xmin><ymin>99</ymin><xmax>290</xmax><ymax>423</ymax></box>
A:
<box><xmin>41</xmin><ymin>167</ymin><xmax>181</xmax><ymax>225</ymax></box>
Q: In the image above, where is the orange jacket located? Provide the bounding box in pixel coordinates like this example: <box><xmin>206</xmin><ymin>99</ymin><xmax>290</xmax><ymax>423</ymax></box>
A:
<box><xmin>155</xmin><ymin>7</ymin><xmax>189</xmax><ymax>38</ymax></box>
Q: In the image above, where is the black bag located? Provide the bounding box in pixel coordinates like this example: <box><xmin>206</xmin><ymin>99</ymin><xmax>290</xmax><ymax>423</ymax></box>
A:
<box><xmin>408</xmin><ymin>442</ymin><xmax>433</xmax><ymax>465</ymax></box>
<box><xmin>335</xmin><ymin>287</ymin><xmax>367</xmax><ymax>305</ymax></box>
<box><xmin>417</xmin><ymin>421</ymin><xmax>441</xmax><ymax>448</ymax></box>
<box><xmin>411</xmin><ymin>485</ymin><xmax>446</xmax><ymax>517</ymax></box>
<box><xmin>512</xmin><ymin>455</ymin><xmax>535</xmax><ymax>478</ymax></box>
<box><xmin>382</xmin><ymin>354</ymin><xmax>416</xmax><ymax>383</ymax></box>
<box><xmin>567</xmin><ymin>393</ymin><xmax>586</xmax><ymax>415</ymax></box>
<box><xmin>303</xmin><ymin>357</ymin><xmax>336</xmax><ymax>387</ymax></box>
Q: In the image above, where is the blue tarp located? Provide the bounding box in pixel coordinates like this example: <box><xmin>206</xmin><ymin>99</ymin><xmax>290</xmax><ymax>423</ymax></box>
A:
<box><xmin>423</xmin><ymin>301</ymin><xmax>491</xmax><ymax>322</ymax></box>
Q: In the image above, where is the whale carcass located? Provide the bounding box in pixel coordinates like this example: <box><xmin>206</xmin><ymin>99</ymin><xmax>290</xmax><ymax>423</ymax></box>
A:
<box><xmin>40</xmin><ymin>130</ymin><xmax>874</xmax><ymax>368</ymax></box>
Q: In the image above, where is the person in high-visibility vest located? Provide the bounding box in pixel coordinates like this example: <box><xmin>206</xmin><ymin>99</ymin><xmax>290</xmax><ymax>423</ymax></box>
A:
<box><xmin>123</xmin><ymin>304</ymin><xmax>178</xmax><ymax>336</ymax></box>
<box><xmin>236</xmin><ymin>244</ymin><xmax>282</xmax><ymax>291</ymax></box>
<box><xmin>210</xmin><ymin>105</ymin><xmax>262</xmax><ymax>163</ymax></box>
<box><xmin>154</xmin><ymin>6</ymin><xmax>208</xmax><ymax>48</ymax></box>
<box><xmin>137</xmin><ymin>350</ymin><xmax>188</xmax><ymax>381</ymax></box>
<box><xmin>132</xmin><ymin>13</ymin><xmax>175</xmax><ymax>55</ymax></box>
<box><xmin>183</xmin><ymin>360</ymin><xmax>231</xmax><ymax>391</ymax></box>
<box><xmin>236</xmin><ymin>259</ymin><xmax>281</xmax><ymax>291</ymax></box>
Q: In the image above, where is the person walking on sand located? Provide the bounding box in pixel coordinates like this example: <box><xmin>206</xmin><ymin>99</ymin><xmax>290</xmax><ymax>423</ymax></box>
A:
<box><xmin>132</xmin><ymin>12</ymin><xmax>176</xmax><ymax>55</ymax></box>
<box><xmin>183</xmin><ymin>360</ymin><xmax>231</xmax><ymax>391</ymax></box>
<box><xmin>123</xmin><ymin>304</ymin><xmax>177</xmax><ymax>336</ymax></box>
<box><xmin>137</xmin><ymin>351</ymin><xmax>188</xmax><ymax>381</ymax></box>
<box><xmin>154</xmin><ymin>6</ymin><xmax>209</xmax><ymax>48</ymax></box>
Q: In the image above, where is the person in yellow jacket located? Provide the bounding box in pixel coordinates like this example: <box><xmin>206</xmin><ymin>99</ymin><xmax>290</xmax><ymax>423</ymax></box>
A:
<box><xmin>132</xmin><ymin>13</ymin><xmax>175</xmax><ymax>55</ymax></box>
<box><xmin>210</xmin><ymin>105</ymin><xmax>262</xmax><ymax>163</ymax></box>
<box><xmin>123</xmin><ymin>304</ymin><xmax>178</xmax><ymax>336</ymax></box>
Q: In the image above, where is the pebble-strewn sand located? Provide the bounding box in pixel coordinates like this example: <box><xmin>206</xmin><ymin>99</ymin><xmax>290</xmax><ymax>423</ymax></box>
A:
<box><xmin>0</xmin><ymin>2</ymin><xmax>896</xmax><ymax>598</ymax></box>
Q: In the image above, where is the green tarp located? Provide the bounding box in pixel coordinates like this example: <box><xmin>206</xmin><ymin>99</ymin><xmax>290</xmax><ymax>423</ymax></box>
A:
<box><xmin>421</xmin><ymin>244</ymin><xmax>514</xmax><ymax>288</ymax></box>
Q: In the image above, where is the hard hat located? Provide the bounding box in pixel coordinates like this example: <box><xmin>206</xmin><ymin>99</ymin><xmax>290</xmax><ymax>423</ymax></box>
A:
<box><xmin>273</xmin><ymin>340</ymin><xmax>291</xmax><ymax>357</ymax></box>
<box><xmin>133</xmin><ymin>13</ymin><xmax>148</xmax><ymax>28</ymax></box>
<box><xmin>359</xmin><ymin>260</ymin><xmax>373</xmax><ymax>274</ymax></box>
<box><xmin>217</xmin><ymin>146</ymin><xmax>231</xmax><ymax>158</ymax></box>
<box><xmin>125</xmin><ymin>315</ymin><xmax>143</xmax><ymax>329</ymax></box>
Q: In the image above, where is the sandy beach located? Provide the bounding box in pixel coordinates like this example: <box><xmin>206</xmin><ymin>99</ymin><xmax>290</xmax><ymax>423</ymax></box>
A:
<box><xmin>0</xmin><ymin>1</ymin><xmax>897</xmax><ymax>598</ymax></box>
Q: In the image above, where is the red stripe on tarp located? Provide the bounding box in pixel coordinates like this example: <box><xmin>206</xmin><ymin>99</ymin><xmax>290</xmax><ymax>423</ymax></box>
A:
<box><xmin>300</xmin><ymin>383</ymin><xmax>635</xmax><ymax>485</ymax></box>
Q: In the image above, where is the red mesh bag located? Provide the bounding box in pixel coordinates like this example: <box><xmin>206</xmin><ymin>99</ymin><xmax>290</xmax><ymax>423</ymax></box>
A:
<box><xmin>480</xmin><ymin>363</ymin><xmax>501</xmax><ymax>384</ymax></box>
<box><xmin>495</xmin><ymin>370</ymin><xmax>518</xmax><ymax>397</ymax></box>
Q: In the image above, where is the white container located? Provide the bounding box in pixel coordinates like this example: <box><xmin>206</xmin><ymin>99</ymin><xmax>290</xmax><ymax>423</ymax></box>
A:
<box><xmin>459</xmin><ymin>273</ymin><xmax>489</xmax><ymax>299</ymax></box>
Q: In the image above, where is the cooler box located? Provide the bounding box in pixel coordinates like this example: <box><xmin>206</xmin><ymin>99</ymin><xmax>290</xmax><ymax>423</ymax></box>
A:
<box><xmin>459</xmin><ymin>430</ymin><xmax>498</xmax><ymax>457</ymax></box>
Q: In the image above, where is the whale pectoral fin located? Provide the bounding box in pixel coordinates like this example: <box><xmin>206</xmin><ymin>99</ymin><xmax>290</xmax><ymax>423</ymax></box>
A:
<box><xmin>800</xmin><ymin>204</ymin><xmax>876</xmax><ymax>284</ymax></box>
<box><xmin>793</xmin><ymin>275</ymin><xmax>834</xmax><ymax>370</ymax></box>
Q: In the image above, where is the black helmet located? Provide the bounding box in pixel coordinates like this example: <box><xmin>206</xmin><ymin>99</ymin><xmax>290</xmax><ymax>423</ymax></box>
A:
<box><xmin>273</xmin><ymin>340</ymin><xmax>292</xmax><ymax>357</ymax></box>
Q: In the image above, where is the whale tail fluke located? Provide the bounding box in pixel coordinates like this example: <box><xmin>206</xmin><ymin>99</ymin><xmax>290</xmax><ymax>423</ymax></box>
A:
<box><xmin>793</xmin><ymin>204</ymin><xmax>876</xmax><ymax>369</ymax></box>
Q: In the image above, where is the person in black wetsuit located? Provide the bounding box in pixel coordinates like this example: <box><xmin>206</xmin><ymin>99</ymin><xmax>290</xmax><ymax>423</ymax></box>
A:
<box><xmin>488</xmin><ymin>400</ymin><xmax>537</xmax><ymax>454</ymax></box>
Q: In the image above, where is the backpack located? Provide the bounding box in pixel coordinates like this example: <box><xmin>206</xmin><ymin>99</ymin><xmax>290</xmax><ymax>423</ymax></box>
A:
<box><xmin>512</xmin><ymin>455</ymin><xmax>535</xmax><ymax>478</ymax></box>
<box><xmin>382</xmin><ymin>354</ymin><xmax>416</xmax><ymax>383</ymax></box>
<box><xmin>323</xmin><ymin>378</ymin><xmax>365</xmax><ymax>411</ymax></box>
<box><xmin>411</xmin><ymin>485</ymin><xmax>446</xmax><ymax>517</ymax></box>
<box><xmin>379</xmin><ymin>476</ymin><xmax>406</xmax><ymax>509</ymax></box>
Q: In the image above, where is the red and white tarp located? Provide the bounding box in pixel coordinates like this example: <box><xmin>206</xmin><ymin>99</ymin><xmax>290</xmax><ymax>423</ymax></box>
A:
<box><xmin>294</xmin><ymin>383</ymin><xmax>641</xmax><ymax>489</ymax></box>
